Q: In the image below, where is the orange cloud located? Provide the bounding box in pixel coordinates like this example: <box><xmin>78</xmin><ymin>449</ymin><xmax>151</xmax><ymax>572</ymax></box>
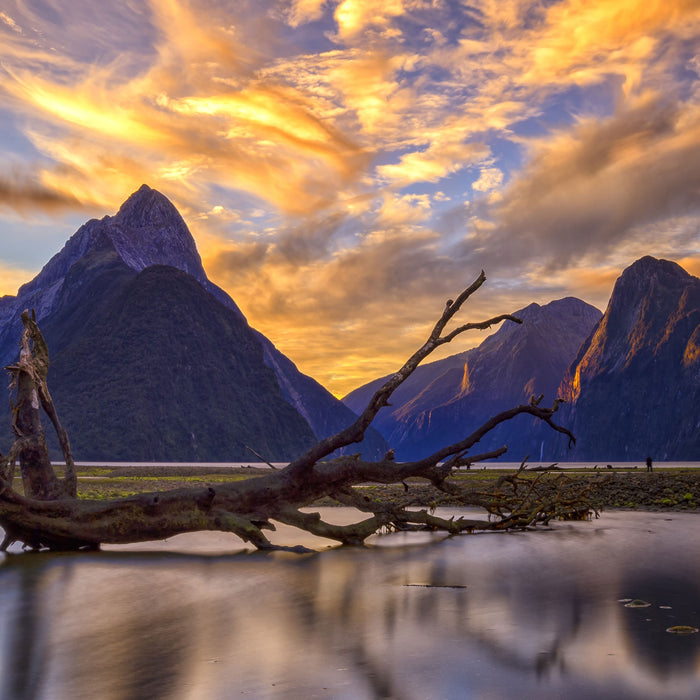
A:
<box><xmin>677</xmin><ymin>256</ymin><xmax>700</xmax><ymax>279</ymax></box>
<box><xmin>525</xmin><ymin>0</ymin><xmax>700</xmax><ymax>87</ymax></box>
<box><xmin>378</xmin><ymin>141</ymin><xmax>490</xmax><ymax>188</ymax></box>
<box><xmin>1</xmin><ymin>7</ymin><xmax>371</xmax><ymax>218</ymax></box>
<box><xmin>0</xmin><ymin>262</ymin><xmax>41</xmax><ymax>296</ymax></box>
<box><xmin>283</xmin><ymin>0</ymin><xmax>328</xmax><ymax>27</ymax></box>
<box><xmin>334</xmin><ymin>0</ymin><xmax>407</xmax><ymax>42</ymax></box>
<box><xmin>468</xmin><ymin>95</ymin><xmax>700</xmax><ymax>271</ymax></box>
<box><xmin>0</xmin><ymin>0</ymin><xmax>698</xmax><ymax>395</ymax></box>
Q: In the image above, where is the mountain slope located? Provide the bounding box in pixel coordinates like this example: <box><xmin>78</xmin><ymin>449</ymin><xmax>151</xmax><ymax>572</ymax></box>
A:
<box><xmin>344</xmin><ymin>298</ymin><xmax>602</xmax><ymax>461</ymax></box>
<box><xmin>0</xmin><ymin>186</ymin><xmax>387</xmax><ymax>460</ymax></box>
<box><xmin>0</xmin><ymin>237</ymin><xmax>317</xmax><ymax>460</ymax></box>
<box><xmin>0</xmin><ymin>185</ymin><xmax>236</xmax><ymax>367</ymax></box>
<box><xmin>554</xmin><ymin>256</ymin><xmax>700</xmax><ymax>460</ymax></box>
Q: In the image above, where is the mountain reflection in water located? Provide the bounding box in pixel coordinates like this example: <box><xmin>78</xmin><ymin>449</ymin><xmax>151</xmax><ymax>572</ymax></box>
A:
<box><xmin>0</xmin><ymin>510</ymin><xmax>699</xmax><ymax>700</ymax></box>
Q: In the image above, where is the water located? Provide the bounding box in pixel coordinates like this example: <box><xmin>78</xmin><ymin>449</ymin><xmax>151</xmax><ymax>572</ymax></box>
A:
<box><xmin>1</xmin><ymin>510</ymin><xmax>699</xmax><ymax>699</ymax></box>
<box><xmin>60</xmin><ymin>461</ymin><xmax>700</xmax><ymax>470</ymax></box>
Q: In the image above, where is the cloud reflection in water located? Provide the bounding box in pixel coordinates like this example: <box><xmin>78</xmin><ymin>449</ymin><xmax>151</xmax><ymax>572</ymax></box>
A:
<box><xmin>0</xmin><ymin>509</ymin><xmax>699</xmax><ymax>699</ymax></box>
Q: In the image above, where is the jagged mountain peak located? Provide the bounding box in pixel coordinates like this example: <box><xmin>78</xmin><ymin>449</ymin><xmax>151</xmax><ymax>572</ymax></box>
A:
<box><xmin>582</xmin><ymin>256</ymin><xmax>698</xmax><ymax>372</ymax></box>
<box><xmin>620</xmin><ymin>255</ymin><xmax>690</xmax><ymax>281</ymax></box>
<box><xmin>476</xmin><ymin>297</ymin><xmax>601</xmax><ymax>356</ymax></box>
<box><xmin>607</xmin><ymin>256</ymin><xmax>692</xmax><ymax>317</ymax></box>
<box><xmin>114</xmin><ymin>184</ymin><xmax>178</xmax><ymax>227</ymax></box>
<box><xmin>6</xmin><ymin>186</ymin><xmax>210</xmax><ymax>327</ymax></box>
<box><xmin>105</xmin><ymin>185</ymin><xmax>206</xmax><ymax>280</ymax></box>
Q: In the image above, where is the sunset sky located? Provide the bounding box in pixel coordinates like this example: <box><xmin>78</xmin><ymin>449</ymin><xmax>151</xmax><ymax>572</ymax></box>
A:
<box><xmin>1</xmin><ymin>0</ymin><xmax>699</xmax><ymax>396</ymax></box>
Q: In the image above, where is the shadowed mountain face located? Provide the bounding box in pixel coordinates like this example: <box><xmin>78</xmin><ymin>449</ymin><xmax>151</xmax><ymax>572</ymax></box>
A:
<box><xmin>0</xmin><ymin>185</ymin><xmax>387</xmax><ymax>461</ymax></box>
<box><xmin>344</xmin><ymin>298</ymin><xmax>602</xmax><ymax>461</ymax></box>
<box><xmin>41</xmin><ymin>247</ymin><xmax>316</xmax><ymax>460</ymax></box>
<box><xmin>552</xmin><ymin>256</ymin><xmax>700</xmax><ymax>461</ymax></box>
<box><xmin>0</xmin><ymin>185</ymin><xmax>234</xmax><ymax>364</ymax></box>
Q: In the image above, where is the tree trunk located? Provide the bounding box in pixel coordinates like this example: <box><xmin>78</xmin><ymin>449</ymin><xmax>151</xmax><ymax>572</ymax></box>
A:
<box><xmin>5</xmin><ymin>310</ymin><xmax>75</xmax><ymax>500</ymax></box>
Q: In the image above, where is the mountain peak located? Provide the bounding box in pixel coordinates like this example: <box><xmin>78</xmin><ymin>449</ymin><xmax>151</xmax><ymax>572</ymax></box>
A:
<box><xmin>604</xmin><ymin>256</ymin><xmax>696</xmax><ymax>330</ymax></box>
<box><xmin>621</xmin><ymin>255</ymin><xmax>690</xmax><ymax>282</ymax></box>
<box><xmin>114</xmin><ymin>184</ymin><xmax>181</xmax><ymax>230</ymax></box>
<box><xmin>102</xmin><ymin>185</ymin><xmax>206</xmax><ymax>279</ymax></box>
<box><xmin>0</xmin><ymin>185</ymin><xmax>214</xmax><ymax>338</ymax></box>
<box><xmin>557</xmin><ymin>256</ymin><xmax>700</xmax><ymax>460</ymax></box>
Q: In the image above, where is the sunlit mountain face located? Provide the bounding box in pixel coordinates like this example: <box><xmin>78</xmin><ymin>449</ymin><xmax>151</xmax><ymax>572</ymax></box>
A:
<box><xmin>1</xmin><ymin>1</ymin><xmax>699</xmax><ymax>395</ymax></box>
<box><xmin>555</xmin><ymin>256</ymin><xmax>700</xmax><ymax>461</ymax></box>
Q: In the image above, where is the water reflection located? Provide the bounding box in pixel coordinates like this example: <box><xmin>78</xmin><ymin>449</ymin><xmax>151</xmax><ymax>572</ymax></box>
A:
<box><xmin>0</xmin><ymin>510</ymin><xmax>699</xmax><ymax>699</ymax></box>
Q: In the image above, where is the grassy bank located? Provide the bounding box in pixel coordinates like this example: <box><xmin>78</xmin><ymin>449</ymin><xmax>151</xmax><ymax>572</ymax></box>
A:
<box><xmin>20</xmin><ymin>465</ymin><xmax>698</xmax><ymax>512</ymax></box>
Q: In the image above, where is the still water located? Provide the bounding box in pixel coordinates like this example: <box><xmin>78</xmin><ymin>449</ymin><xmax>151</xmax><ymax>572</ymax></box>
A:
<box><xmin>1</xmin><ymin>509</ymin><xmax>699</xmax><ymax>700</ymax></box>
<box><xmin>66</xmin><ymin>461</ymin><xmax>700</xmax><ymax>470</ymax></box>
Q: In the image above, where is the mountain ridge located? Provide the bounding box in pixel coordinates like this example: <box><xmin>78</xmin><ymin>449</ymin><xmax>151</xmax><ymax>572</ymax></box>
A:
<box><xmin>344</xmin><ymin>296</ymin><xmax>602</xmax><ymax>460</ymax></box>
<box><xmin>344</xmin><ymin>256</ymin><xmax>699</xmax><ymax>462</ymax></box>
<box><xmin>554</xmin><ymin>256</ymin><xmax>700</xmax><ymax>460</ymax></box>
<box><xmin>0</xmin><ymin>186</ymin><xmax>388</xmax><ymax>460</ymax></box>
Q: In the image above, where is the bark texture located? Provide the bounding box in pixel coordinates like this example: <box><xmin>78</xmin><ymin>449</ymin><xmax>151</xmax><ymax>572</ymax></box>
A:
<box><xmin>0</xmin><ymin>274</ymin><xmax>591</xmax><ymax>553</ymax></box>
<box><xmin>1</xmin><ymin>311</ymin><xmax>75</xmax><ymax>501</ymax></box>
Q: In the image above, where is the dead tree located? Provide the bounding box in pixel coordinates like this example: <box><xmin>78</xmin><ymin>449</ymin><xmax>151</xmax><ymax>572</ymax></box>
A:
<box><xmin>0</xmin><ymin>272</ymin><xmax>591</xmax><ymax>553</ymax></box>
<box><xmin>1</xmin><ymin>311</ymin><xmax>76</xmax><ymax>501</ymax></box>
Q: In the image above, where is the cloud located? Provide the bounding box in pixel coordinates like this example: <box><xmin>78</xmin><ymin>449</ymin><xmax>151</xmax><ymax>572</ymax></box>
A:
<box><xmin>472</xmin><ymin>167</ymin><xmax>503</xmax><ymax>193</ymax></box>
<box><xmin>378</xmin><ymin>141</ymin><xmax>490</xmax><ymax>188</ymax></box>
<box><xmin>207</xmin><ymin>239</ymin><xmax>270</xmax><ymax>276</ymax></box>
<box><xmin>0</xmin><ymin>12</ymin><xmax>21</xmax><ymax>33</ymax></box>
<box><xmin>333</xmin><ymin>0</ymin><xmax>407</xmax><ymax>42</ymax></box>
<box><xmin>205</xmin><ymin>205</ymin><xmax>533</xmax><ymax>396</ymax></box>
<box><xmin>0</xmin><ymin>262</ymin><xmax>37</xmax><ymax>296</ymax></box>
<box><xmin>0</xmin><ymin>0</ymin><xmax>699</xmax><ymax>395</ymax></box>
<box><xmin>282</xmin><ymin>0</ymin><xmax>329</xmax><ymax>27</ymax></box>
<box><xmin>0</xmin><ymin>169</ymin><xmax>86</xmax><ymax>213</ymax></box>
<box><xmin>522</xmin><ymin>0</ymin><xmax>700</xmax><ymax>88</ymax></box>
<box><xmin>0</xmin><ymin>2</ymin><xmax>374</xmax><ymax>219</ymax></box>
<box><xmin>466</xmin><ymin>95</ymin><xmax>700</xmax><ymax>274</ymax></box>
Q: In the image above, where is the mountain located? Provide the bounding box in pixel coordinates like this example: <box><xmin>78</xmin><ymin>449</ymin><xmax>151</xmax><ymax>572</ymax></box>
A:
<box><xmin>553</xmin><ymin>256</ymin><xmax>700</xmax><ymax>461</ymax></box>
<box><xmin>0</xmin><ymin>185</ymin><xmax>388</xmax><ymax>461</ymax></box>
<box><xmin>0</xmin><ymin>185</ymin><xmax>237</xmax><ymax>361</ymax></box>
<box><xmin>344</xmin><ymin>297</ymin><xmax>602</xmax><ymax>461</ymax></box>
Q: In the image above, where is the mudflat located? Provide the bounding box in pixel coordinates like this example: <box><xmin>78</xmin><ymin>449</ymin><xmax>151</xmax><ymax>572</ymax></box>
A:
<box><xmin>39</xmin><ymin>465</ymin><xmax>700</xmax><ymax>512</ymax></box>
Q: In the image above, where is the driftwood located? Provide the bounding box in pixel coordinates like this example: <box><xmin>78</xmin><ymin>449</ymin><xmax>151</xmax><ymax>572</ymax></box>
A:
<box><xmin>0</xmin><ymin>271</ymin><xmax>592</xmax><ymax>553</ymax></box>
<box><xmin>1</xmin><ymin>311</ymin><xmax>76</xmax><ymax>500</ymax></box>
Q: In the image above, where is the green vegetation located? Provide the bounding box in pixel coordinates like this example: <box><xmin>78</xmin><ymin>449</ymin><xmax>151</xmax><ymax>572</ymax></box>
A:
<box><xmin>53</xmin><ymin>465</ymin><xmax>700</xmax><ymax>510</ymax></box>
<box><xmin>0</xmin><ymin>259</ymin><xmax>318</xmax><ymax>462</ymax></box>
<box><xmin>10</xmin><ymin>460</ymin><xmax>699</xmax><ymax>524</ymax></box>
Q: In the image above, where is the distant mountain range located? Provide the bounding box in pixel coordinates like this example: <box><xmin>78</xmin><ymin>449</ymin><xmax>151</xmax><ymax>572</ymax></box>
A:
<box><xmin>344</xmin><ymin>257</ymin><xmax>700</xmax><ymax>462</ymax></box>
<box><xmin>0</xmin><ymin>185</ymin><xmax>388</xmax><ymax>461</ymax></box>
<box><xmin>344</xmin><ymin>297</ymin><xmax>602</xmax><ymax>461</ymax></box>
<box><xmin>3</xmin><ymin>186</ymin><xmax>697</xmax><ymax>463</ymax></box>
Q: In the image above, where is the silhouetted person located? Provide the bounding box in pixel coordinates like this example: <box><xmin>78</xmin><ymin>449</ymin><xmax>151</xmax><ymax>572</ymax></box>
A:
<box><xmin>646</xmin><ymin>456</ymin><xmax>653</xmax><ymax>472</ymax></box>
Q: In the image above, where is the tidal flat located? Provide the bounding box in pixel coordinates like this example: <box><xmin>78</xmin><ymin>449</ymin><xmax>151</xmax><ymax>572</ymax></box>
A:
<box><xmin>40</xmin><ymin>464</ymin><xmax>700</xmax><ymax>512</ymax></box>
<box><xmin>1</xmin><ymin>509</ymin><xmax>699</xmax><ymax>699</ymax></box>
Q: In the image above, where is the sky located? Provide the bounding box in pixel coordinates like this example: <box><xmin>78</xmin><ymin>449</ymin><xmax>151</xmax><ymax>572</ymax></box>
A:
<box><xmin>0</xmin><ymin>0</ymin><xmax>699</xmax><ymax>397</ymax></box>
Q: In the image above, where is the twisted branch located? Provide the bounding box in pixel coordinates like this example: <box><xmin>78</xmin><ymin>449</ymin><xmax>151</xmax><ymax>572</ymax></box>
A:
<box><xmin>0</xmin><ymin>271</ymin><xmax>592</xmax><ymax>552</ymax></box>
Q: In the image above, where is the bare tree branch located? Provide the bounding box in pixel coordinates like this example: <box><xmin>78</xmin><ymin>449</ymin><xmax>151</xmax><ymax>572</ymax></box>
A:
<box><xmin>0</xmin><ymin>272</ymin><xmax>593</xmax><ymax>553</ymax></box>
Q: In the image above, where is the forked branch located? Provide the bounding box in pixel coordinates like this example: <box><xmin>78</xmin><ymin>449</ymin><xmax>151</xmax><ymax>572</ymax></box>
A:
<box><xmin>0</xmin><ymin>271</ymin><xmax>591</xmax><ymax>553</ymax></box>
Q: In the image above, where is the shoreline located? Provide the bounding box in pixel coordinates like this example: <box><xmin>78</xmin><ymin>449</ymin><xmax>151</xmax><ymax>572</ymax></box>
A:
<box><xmin>60</xmin><ymin>465</ymin><xmax>700</xmax><ymax>512</ymax></box>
